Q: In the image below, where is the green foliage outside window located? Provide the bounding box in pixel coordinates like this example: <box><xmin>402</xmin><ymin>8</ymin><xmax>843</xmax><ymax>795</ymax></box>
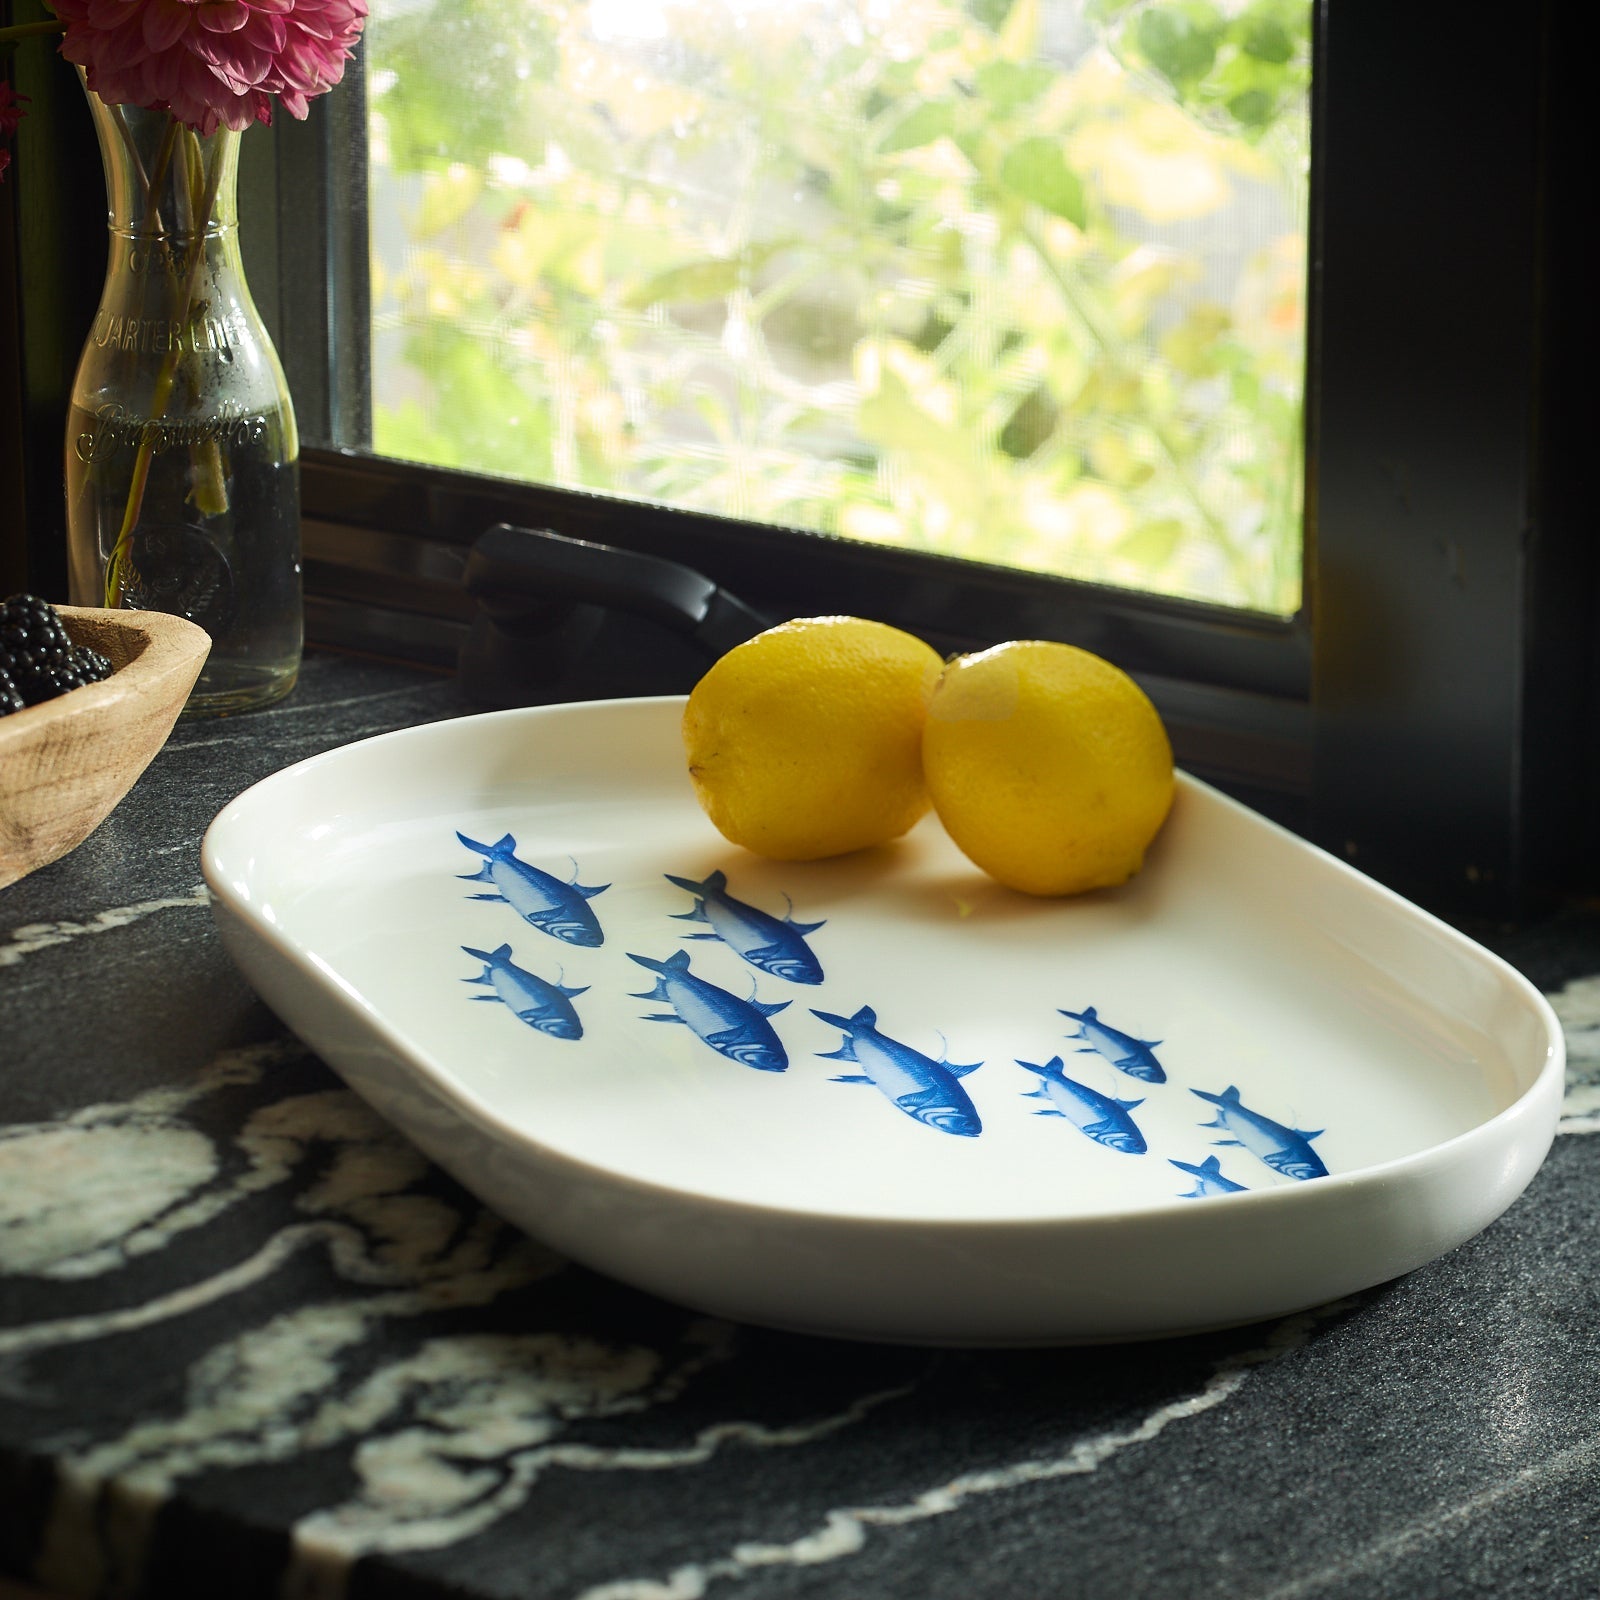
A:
<box><xmin>367</xmin><ymin>0</ymin><xmax>1310</xmax><ymax>614</ymax></box>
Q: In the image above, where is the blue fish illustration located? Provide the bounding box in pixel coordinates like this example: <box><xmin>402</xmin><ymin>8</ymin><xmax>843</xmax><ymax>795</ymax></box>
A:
<box><xmin>628</xmin><ymin>950</ymin><xmax>790</xmax><ymax>1072</ymax></box>
<box><xmin>665</xmin><ymin>869</ymin><xmax>825</xmax><ymax>985</ymax></box>
<box><xmin>461</xmin><ymin>944</ymin><xmax>588</xmax><ymax>1040</ymax></box>
<box><xmin>1059</xmin><ymin>1005</ymin><xmax>1166</xmax><ymax>1084</ymax></box>
<box><xmin>812</xmin><ymin>1006</ymin><xmax>982</xmax><ymax>1138</ymax></box>
<box><xmin>1016</xmin><ymin>1057</ymin><xmax>1147</xmax><ymax>1154</ymax></box>
<box><xmin>457</xmin><ymin>832</ymin><xmax>608</xmax><ymax>947</ymax></box>
<box><xmin>1170</xmin><ymin>1154</ymin><xmax>1248</xmax><ymax>1199</ymax></box>
<box><xmin>1192</xmin><ymin>1085</ymin><xmax>1328</xmax><ymax>1181</ymax></box>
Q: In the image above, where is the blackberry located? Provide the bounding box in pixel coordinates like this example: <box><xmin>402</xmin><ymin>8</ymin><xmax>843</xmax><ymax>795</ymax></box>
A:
<box><xmin>0</xmin><ymin>594</ymin><xmax>117</xmax><ymax>717</ymax></box>
<box><xmin>71</xmin><ymin>644</ymin><xmax>115</xmax><ymax>682</ymax></box>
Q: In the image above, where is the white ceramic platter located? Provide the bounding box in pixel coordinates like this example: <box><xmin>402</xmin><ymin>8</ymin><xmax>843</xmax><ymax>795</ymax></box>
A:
<box><xmin>203</xmin><ymin>696</ymin><xmax>1565</xmax><ymax>1344</ymax></box>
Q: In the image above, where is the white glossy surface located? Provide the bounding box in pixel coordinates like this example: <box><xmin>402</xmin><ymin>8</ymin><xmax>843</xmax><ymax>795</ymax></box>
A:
<box><xmin>203</xmin><ymin>697</ymin><xmax>1565</xmax><ymax>1343</ymax></box>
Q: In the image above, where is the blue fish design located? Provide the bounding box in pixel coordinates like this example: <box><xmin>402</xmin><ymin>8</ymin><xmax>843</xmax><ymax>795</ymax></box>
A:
<box><xmin>628</xmin><ymin>950</ymin><xmax>790</xmax><ymax>1072</ymax></box>
<box><xmin>457</xmin><ymin>832</ymin><xmax>608</xmax><ymax>947</ymax></box>
<box><xmin>1059</xmin><ymin>1005</ymin><xmax>1165</xmax><ymax>1084</ymax></box>
<box><xmin>812</xmin><ymin>1006</ymin><xmax>982</xmax><ymax>1138</ymax></box>
<box><xmin>1170</xmin><ymin>1154</ymin><xmax>1248</xmax><ymax>1199</ymax></box>
<box><xmin>461</xmin><ymin>944</ymin><xmax>588</xmax><ymax>1040</ymax></box>
<box><xmin>1192</xmin><ymin>1085</ymin><xmax>1328</xmax><ymax>1181</ymax></box>
<box><xmin>665</xmin><ymin>870</ymin><xmax>825</xmax><ymax>985</ymax></box>
<box><xmin>1016</xmin><ymin>1056</ymin><xmax>1147</xmax><ymax>1154</ymax></box>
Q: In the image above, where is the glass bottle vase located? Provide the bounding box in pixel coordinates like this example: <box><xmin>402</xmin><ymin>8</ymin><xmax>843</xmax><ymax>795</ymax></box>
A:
<box><xmin>65</xmin><ymin>87</ymin><xmax>302</xmax><ymax>716</ymax></box>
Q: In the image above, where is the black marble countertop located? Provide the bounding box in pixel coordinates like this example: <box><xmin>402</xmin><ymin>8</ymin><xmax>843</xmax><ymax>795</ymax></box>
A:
<box><xmin>4</xmin><ymin>652</ymin><xmax>1600</xmax><ymax>1600</ymax></box>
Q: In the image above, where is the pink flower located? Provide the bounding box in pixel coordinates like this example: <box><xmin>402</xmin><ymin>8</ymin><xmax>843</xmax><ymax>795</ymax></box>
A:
<box><xmin>52</xmin><ymin>0</ymin><xmax>367</xmax><ymax>135</ymax></box>
<box><xmin>0</xmin><ymin>83</ymin><xmax>26</xmax><ymax>181</ymax></box>
<box><xmin>0</xmin><ymin>82</ymin><xmax>30</xmax><ymax>137</ymax></box>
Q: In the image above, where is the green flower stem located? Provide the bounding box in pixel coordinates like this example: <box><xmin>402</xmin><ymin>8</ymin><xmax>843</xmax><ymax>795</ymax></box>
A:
<box><xmin>66</xmin><ymin>116</ymin><xmax>183</xmax><ymax>559</ymax></box>
<box><xmin>110</xmin><ymin>104</ymin><xmax>164</xmax><ymax>233</ymax></box>
<box><xmin>177</xmin><ymin>130</ymin><xmax>231</xmax><ymax>518</ymax></box>
<box><xmin>103</xmin><ymin>123</ymin><xmax>227</xmax><ymax>607</ymax></box>
<box><xmin>0</xmin><ymin>18</ymin><xmax>65</xmax><ymax>42</ymax></box>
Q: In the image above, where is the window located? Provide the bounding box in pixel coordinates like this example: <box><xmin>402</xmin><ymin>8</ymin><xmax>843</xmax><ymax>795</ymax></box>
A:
<box><xmin>361</xmin><ymin>0</ymin><xmax>1311</xmax><ymax>618</ymax></box>
<box><xmin>2</xmin><ymin>0</ymin><xmax>1592</xmax><ymax>917</ymax></box>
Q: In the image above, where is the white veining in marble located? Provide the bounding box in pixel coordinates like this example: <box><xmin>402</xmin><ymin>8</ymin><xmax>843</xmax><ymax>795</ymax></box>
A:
<box><xmin>0</xmin><ymin>1030</ymin><xmax>562</xmax><ymax>1294</ymax></box>
<box><xmin>37</xmin><ymin>1306</ymin><xmax>723</xmax><ymax>1598</ymax></box>
<box><xmin>572</xmin><ymin>1304</ymin><xmax>1351</xmax><ymax>1600</ymax></box>
<box><xmin>2</xmin><ymin>1069</ymin><xmax>560</xmax><ymax>1370</ymax></box>
<box><xmin>0</xmin><ymin>1123</ymin><xmax>219</xmax><ymax>1277</ymax></box>
<box><xmin>0</xmin><ymin>1039</ymin><xmax>300</xmax><ymax>1280</ymax></box>
<box><xmin>1251</xmin><ymin>1425</ymin><xmax>1600</xmax><ymax>1599</ymax></box>
<box><xmin>0</xmin><ymin>886</ymin><xmax>212</xmax><ymax>969</ymax></box>
<box><xmin>3</xmin><ymin>953</ymin><xmax>1596</xmax><ymax>1600</ymax></box>
<box><xmin>0</xmin><ymin>1194</ymin><xmax>556</xmax><ymax>1368</ymax></box>
<box><xmin>0</xmin><ymin>1225</ymin><xmax>331</xmax><ymax>1361</ymax></box>
<box><xmin>283</xmin><ymin>1344</ymin><xmax>921</xmax><ymax>1593</ymax></box>
<box><xmin>1552</xmin><ymin>974</ymin><xmax>1600</xmax><ymax>1134</ymax></box>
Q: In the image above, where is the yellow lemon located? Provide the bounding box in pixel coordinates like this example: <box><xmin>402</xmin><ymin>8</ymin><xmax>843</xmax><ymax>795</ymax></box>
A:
<box><xmin>922</xmin><ymin>640</ymin><xmax>1174</xmax><ymax>896</ymax></box>
<box><xmin>683</xmin><ymin>616</ymin><xmax>944</xmax><ymax>860</ymax></box>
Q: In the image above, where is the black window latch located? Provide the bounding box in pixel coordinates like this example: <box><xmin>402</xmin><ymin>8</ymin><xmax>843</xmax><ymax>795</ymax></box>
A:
<box><xmin>458</xmin><ymin>522</ymin><xmax>772</xmax><ymax>706</ymax></box>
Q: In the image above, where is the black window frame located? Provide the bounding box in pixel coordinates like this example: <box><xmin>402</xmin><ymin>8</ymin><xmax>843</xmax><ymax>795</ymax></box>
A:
<box><xmin>3</xmin><ymin>0</ymin><xmax>1593</xmax><ymax>922</ymax></box>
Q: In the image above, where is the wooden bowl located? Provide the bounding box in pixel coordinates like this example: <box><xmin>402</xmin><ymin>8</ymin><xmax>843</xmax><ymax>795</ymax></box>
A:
<box><xmin>0</xmin><ymin>606</ymin><xmax>211</xmax><ymax>890</ymax></box>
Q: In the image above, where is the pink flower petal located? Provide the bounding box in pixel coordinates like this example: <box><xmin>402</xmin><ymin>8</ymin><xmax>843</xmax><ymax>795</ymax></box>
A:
<box><xmin>0</xmin><ymin>84</ymin><xmax>30</xmax><ymax>138</ymax></box>
<box><xmin>240</xmin><ymin>13</ymin><xmax>287</xmax><ymax>51</ymax></box>
<box><xmin>56</xmin><ymin>0</ymin><xmax>365</xmax><ymax>124</ymax></box>
<box><xmin>143</xmin><ymin>0</ymin><xmax>195</xmax><ymax>55</ymax></box>
<box><xmin>189</xmin><ymin>32</ymin><xmax>274</xmax><ymax>88</ymax></box>
<box><xmin>81</xmin><ymin>0</ymin><xmax>134</xmax><ymax>28</ymax></box>
<box><xmin>197</xmin><ymin>2</ymin><xmax>252</xmax><ymax>33</ymax></box>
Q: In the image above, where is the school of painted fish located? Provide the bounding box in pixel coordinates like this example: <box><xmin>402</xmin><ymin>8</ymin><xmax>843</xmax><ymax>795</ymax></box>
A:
<box><xmin>453</xmin><ymin>833</ymin><xmax>1329</xmax><ymax>1199</ymax></box>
